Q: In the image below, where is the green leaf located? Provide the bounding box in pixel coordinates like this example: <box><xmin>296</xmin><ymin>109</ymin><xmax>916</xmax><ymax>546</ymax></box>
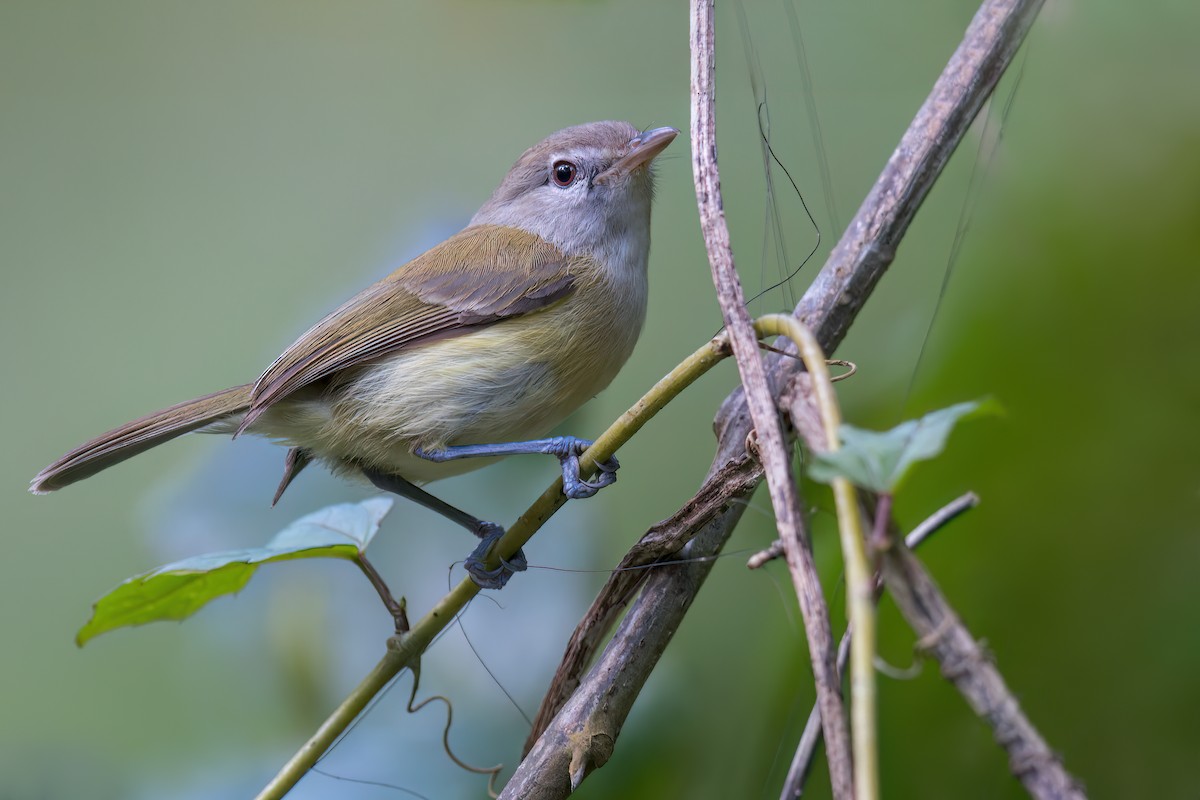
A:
<box><xmin>76</xmin><ymin>496</ymin><xmax>394</xmax><ymax>646</ymax></box>
<box><xmin>808</xmin><ymin>399</ymin><xmax>1000</xmax><ymax>493</ymax></box>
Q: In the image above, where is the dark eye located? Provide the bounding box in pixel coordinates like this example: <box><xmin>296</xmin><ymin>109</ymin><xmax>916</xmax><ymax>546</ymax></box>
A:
<box><xmin>552</xmin><ymin>160</ymin><xmax>578</xmax><ymax>187</ymax></box>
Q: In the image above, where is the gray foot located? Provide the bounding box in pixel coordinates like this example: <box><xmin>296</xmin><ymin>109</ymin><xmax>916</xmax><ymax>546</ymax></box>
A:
<box><xmin>464</xmin><ymin>521</ymin><xmax>528</xmax><ymax>590</ymax></box>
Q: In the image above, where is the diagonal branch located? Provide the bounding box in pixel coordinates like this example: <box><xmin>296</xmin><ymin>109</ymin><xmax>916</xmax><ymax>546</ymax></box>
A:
<box><xmin>512</xmin><ymin>0</ymin><xmax>1046</xmax><ymax>796</ymax></box>
<box><xmin>523</xmin><ymin>450</ymin><xmax>762</xmax><ymax>755</ymax></box>
<box><xmin>795</xmin><ymin>0</ymin><xmax>1044</xmax><ymax>356</ymax></box>
<box><xmin>878</xmin><ymin>540</ymin><xmax>1087</xmax><ymax>800</ymax></box>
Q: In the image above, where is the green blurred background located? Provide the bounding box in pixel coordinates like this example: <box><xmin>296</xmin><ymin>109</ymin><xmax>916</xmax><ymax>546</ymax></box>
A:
<box><xmin>3</xmin><ymin>1</ymin><xmax>1197</xmax><ymax>797</ymax></box>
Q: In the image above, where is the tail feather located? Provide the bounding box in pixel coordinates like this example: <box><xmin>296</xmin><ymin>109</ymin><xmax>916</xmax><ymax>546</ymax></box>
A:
<box><xmin>30</xmin><ymin>384</ymin><xmax>254</xmax><ymax>494</ymax></box>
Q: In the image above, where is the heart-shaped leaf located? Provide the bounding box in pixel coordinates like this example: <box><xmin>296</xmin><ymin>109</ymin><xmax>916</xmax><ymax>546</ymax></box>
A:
<box><xmin>807</xmin><ymin>399</ymin><xmax>999</xmax><ymax>493</ymax></box>
<box><xmin>77</xmin><ymin>497</ymin><xmax>394</xmax><ymax>646</ymax></box>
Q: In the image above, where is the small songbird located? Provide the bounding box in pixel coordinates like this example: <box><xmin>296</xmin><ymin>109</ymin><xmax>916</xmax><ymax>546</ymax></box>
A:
<box><xmin>31</xmin><ymin>121</ymin><xmax>678</xmax><ymax>588</ymax></box>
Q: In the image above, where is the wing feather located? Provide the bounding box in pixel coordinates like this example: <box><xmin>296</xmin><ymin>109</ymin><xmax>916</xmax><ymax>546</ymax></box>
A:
<box><xmin>238</xmin><ymin>224</ymin><xmax>574</xmax><ymax>432</ymax></box>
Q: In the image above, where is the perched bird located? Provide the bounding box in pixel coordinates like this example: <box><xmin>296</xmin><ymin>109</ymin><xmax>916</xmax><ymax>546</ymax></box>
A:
<box><xmin>31</xmin><ymin>121</ymin><xmax>678</xmax><ymax>588</ymax></box>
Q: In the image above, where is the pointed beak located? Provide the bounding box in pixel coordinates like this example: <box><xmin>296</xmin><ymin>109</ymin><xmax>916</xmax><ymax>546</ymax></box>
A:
<box><xmin>595</xmin><ymin>126</ymin><xmax>679</xmax><ymax>184</ymax></box>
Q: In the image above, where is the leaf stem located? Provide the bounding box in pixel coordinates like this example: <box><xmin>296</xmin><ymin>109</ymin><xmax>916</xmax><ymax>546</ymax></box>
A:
<box><xmin>870</xmin><ymin>493</ymin><xmax>893</xmax><ymax>554</ymax></box>
<box><xmin>354</xmin><ymin>553</ymin><xmax>408</xmax><ymax>633</ymax></box>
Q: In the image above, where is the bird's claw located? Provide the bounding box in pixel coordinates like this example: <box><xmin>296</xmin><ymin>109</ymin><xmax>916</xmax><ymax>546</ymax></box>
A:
<box><xmin>464</xmin><ymin>521</ymin><xmax>527</xmax><ymax>590</ymax></box>
<box><xmin>556</xmin><ymin>440</ymin><xmax>619</xmax><ymax>500</ymax></box>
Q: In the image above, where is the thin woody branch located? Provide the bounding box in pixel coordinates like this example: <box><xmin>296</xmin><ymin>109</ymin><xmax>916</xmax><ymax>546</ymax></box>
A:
<box><xmin>257</xmin><ymin>335</ymin><xmax>734</xmax><ymax>800</ymax></box>
<box><xmin>689</xmin><ymin>1</ymin><xmax>855</xmax><ymax>795</ymax></box>
<box><xmin>878</xmin><ymin>541</ymin><xmax>1087</xmax><ymax>800</ymax></box>
<box><xmin>514</xmin><ymin>0</ymin><xmax>1048</xmax><ymax>796</ymax></box>
<box><xmin>793</xmin><ymin>0</ymin><xmax>1045</xmax><ymax>356</ymax></box>
<box><xmin>523</xmin><ymin>450</ymin><xmax>761</xmax><ymax>755</ymax></box>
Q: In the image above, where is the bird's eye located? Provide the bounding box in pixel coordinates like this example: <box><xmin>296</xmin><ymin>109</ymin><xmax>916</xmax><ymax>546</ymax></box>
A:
<box><xmin>552</xmin><ymin>160</ymin><xmax>578</xmax><ymax>187</ymax></box>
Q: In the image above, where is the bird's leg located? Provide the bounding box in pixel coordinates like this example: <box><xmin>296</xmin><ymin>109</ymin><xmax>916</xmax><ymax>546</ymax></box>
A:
<box><xmin>361</xmin><ymin>467</ymin><xmax>526</xmax><ymax>590</ymax></box>
<box><xmin>414</xmin><ymin>436</ymin><xmax>619</xmax><ymax>500</ymax></box>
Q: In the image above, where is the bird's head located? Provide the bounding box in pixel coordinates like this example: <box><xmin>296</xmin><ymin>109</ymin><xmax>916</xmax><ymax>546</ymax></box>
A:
<box><xmin>471</xmin><ymin>121</ymin><xmax>678</xmax><ymax>263</ymax></box>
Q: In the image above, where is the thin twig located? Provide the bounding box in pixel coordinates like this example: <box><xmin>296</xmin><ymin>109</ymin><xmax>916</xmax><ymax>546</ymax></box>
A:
<box><xmin>256</xmin><ymin>335</ymin><xmax>732</xmax><ymax>800</ymax></box>
<box><xmin>869</xmin><ymin>494</ymin><xmax>892</xmax><ymax>556</ymax></box>
<box><xmin>354</xmin><ymin>554</ymin><xmax>409</xmax><ymax>633</ymax></box>
<box><xmin>783</xmin><ymin>492</ymin><xmax>980</xmax><ymax>798</ymax></box>
<box><xmin>905</xmin><ymin>492</ymin><xmax>980</xmax><ymax>549</ymax></box>
<box><xmin>689</xmin><ymin>3</ymin><xmax>855</xmax><ymax>797</ymax></box>
<box><xmin>747</xmin><ymin>539</ymin><xmax>786</xmax><ymax>569</ymax></box>
<box><xmin>253</xmin><ymin>645</ymin><xmax>408</xmax><ymax>800</ymax></box>
<box><xmin>879</xmin><ymin>542</ymin><xmax>1087</xmax><ymax>799</ymax></box>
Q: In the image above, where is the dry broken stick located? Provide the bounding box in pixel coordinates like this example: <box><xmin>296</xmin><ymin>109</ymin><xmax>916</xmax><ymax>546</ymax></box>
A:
<box><xmin>878</xmin><ymin>540</ymin><xmax>1087</xmax><ymax>799</ymax></box>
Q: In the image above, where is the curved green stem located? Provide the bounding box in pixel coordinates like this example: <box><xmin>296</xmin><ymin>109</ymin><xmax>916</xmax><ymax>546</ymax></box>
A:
<box><xmin>755</xmin><ymin>313</ymin><xmax>877</xmax><ymax>800</ymax></box>
<box><xmin>257</xmin><ymin>315</ymin><xmax>873</xmax><ymax>800</ymax></box>
<box><xmin>254</xmin><ymin>335</ymin><xmax>730</xmax><ymax>800</ymax></box>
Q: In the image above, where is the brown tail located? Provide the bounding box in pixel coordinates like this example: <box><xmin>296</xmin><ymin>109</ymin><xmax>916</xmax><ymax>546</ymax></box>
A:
<box><xmin>30</xmin><ymin>384</ymin><xmax>254</xmax><ymax>494</ymax></box>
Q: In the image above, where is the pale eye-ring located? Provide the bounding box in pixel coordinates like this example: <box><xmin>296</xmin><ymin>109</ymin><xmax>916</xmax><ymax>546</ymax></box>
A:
<box><xmin>552</xmin><ymin>160</ymin><xmax>578</xmax><ymax>187</ymax></box>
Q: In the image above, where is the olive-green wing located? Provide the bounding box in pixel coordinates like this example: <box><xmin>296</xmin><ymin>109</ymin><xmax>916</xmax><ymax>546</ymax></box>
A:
<box><xmin>237</xmin><ymin>224</ymin><xmax>574</xmax><ymax>432</ymax></box>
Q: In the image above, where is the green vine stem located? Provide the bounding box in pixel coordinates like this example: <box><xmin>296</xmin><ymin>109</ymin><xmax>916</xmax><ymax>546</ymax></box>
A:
<box><xmin>254</xmin><ymin>334</ymin><xmax>732</xmax><ymax>800</ymax></box>
<box><xmin>755</xmin><ymin>313</ymin><xmax>877</xmax><ymax>800</ymax></box>
<box><xmin>257</xmin><ymin>313</ymin><xmax>867</xmax><ymax>799</ymax></box>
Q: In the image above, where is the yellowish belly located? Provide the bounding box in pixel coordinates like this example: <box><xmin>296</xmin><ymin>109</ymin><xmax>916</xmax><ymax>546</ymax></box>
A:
<box><xmin>252</xmin><ymin>285</ymin><xmax>643</xmax><ymax>484</ymax></box>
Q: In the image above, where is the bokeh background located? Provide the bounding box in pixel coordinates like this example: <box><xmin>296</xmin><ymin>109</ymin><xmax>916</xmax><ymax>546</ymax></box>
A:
<box><xmin>3</xmin><ymin>1</ymin><xmax>1197</xmax><ymax>797</ymax></box>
